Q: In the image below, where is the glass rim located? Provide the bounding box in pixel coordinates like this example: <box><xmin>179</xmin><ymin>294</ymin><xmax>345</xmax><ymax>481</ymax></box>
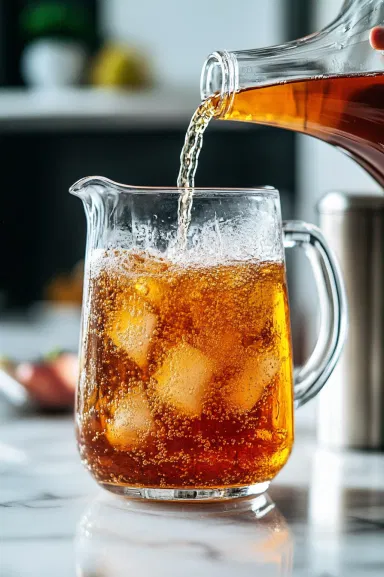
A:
<box><xmin>70</xmin><ymin>176</ymin><xmax>279</xmax><ymax>198</ymax></box>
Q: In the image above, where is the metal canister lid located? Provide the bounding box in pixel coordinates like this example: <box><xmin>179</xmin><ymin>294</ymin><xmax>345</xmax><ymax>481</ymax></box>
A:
<box><xmin>318</xmin><ymin>191</ymin><xmax>384</xmax><ymax>214</ymax></box>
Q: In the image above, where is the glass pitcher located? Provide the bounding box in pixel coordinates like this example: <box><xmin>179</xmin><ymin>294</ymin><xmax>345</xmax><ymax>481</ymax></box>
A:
<box><xmin>71</xmin><ymin>177</ymin><xmax>347</xmax><ymax>501</ymax></box>
<box><xmin>200</xmin><ymin>0</ymin><xmax>384</xmax><ymax>186</ymax></box>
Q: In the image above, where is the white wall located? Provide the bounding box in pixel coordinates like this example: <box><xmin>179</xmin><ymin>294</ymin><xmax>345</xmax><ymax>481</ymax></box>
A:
<box><xmin>100</xmin><ymin>0</ymin><xmax>285</xmax><ymax>93</ymax></box>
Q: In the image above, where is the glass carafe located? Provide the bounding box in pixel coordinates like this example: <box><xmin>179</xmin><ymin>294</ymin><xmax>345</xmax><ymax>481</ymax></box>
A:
<box><xmin>200</xmin><ymin>0</ymin><xmax>384</xmax><ymax>186</ymax></box>
<box><xmin>71</xmin><ymin>177</ymin><xmax>347</xmax><ymax>500</ymax></box>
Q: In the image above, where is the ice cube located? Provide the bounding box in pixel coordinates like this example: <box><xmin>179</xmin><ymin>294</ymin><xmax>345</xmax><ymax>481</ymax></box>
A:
<box><xmin>226</xmin><ymin>353</ymin><xmax>280</xmax><ymax>412</ymax></box>
<box><xmin>153</xmin><ymin>342</ymin><xmax>214</xmax><ymax>417</ymax></box>
<box><xmin>108</xmin><ymin>299</ymin><xmax>157</xmax><ymax>369</ymax></box>
<box><xmin>247</xmin><ymin>276</ymin><xmax>288</xmax><ymax>344</ymax></box>
<box><xmin>134</xmin><ymin>277</ymin><xmax>165</xmax><ymax>308</ymax></box>
<box><xmin>105</xmin><ymin>388</ymin><xmax>154</xmax><ymax>450</ymax></box>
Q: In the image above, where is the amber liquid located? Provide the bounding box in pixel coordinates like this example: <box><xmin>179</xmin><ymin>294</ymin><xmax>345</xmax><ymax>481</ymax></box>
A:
<box><xmin>222</xmin><ymin>73</ymin><xmax>384</xmax><ymax>187</ymax></box>
<box><xmin>177</xmin><ymin>99</ymin><xmax>215</xmax><ymax>246</ymax></box>
<box><xmin>78</xmin><ymin>250</ymin><xmax>294</xmax><ymax>489</ymax></box>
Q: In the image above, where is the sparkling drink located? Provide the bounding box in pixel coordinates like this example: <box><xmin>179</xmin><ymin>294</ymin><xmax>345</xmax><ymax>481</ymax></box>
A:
<box><xmin>71</xmin><ymin>180</ymin><xmax>347</xmax><ymax>500</ymax></box>
<box><xmin>77</xmin><ymin>250</ymin><xmax>294</xmax><ymax>490</ymax></box>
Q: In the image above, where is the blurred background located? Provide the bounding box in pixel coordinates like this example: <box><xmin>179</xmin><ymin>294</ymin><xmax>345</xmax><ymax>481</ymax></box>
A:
<box><xmin>0</xmin><ymin>0</ymin><xmax>381</xmax><ymax>419</ymax></box>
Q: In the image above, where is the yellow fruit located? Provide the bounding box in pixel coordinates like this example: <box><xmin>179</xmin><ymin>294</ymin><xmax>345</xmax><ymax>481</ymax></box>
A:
<box><xmin>91</xmin><ymin>44</ymin><xmax>150</xmax><ymax>88</ymax></box>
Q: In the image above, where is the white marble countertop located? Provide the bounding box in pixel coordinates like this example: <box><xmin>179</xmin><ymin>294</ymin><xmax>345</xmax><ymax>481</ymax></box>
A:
<box><xmin>1</xmin><ymin>405</ymin><xmax>384</xmax><ymax>577</ymax></box>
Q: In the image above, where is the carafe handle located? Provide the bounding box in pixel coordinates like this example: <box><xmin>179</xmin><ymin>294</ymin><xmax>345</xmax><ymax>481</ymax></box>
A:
<box><xmin>283</xmin><ymin>221</ymin><xmax>348</xmax><ymax>408</ymax></box>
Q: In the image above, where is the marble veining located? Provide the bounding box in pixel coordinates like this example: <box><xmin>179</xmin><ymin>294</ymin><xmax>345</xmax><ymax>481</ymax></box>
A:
<box><xmin>1</xmin><ymin>407</ymin><xmax>384</xmax><ymax>577</ymax></box>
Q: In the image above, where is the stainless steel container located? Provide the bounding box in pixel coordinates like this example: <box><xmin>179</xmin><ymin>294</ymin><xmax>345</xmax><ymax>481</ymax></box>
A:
<box><xmin>317</xmin><ymin>192</ymin><xmax>384</xmax><ymax>450</ymax></box>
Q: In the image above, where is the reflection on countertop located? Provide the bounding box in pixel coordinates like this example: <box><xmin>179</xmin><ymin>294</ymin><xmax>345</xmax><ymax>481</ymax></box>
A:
<box><xmin>1</xmin><ymin>410</ymin><xmax>384</xmax><ymax>576</ymax></box>
<box><xmin>76</xmin><ymin>493</ymin><xmax>292</xmax><ymax>577</ymax></box>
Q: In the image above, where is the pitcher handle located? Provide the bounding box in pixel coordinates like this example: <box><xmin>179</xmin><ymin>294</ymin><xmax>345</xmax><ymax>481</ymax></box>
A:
<box><xmin>283</xmin><ymin>221</ymin><xmax>348</xmax><ymax>408</ymax></box>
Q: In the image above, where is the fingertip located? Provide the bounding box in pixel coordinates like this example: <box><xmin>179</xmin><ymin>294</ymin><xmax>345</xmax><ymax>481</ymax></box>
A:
<box><xmin>370</xmin><ymin>27</ymin><xmax>384</xmax><ymax>51</ymax></box>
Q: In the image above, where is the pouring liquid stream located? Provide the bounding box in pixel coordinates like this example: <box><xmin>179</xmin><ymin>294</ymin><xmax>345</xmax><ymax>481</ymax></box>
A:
<box><xmin>177</xmin><ymin>99</ymin><xmax>216</xmax><ymax>248</ymax></box>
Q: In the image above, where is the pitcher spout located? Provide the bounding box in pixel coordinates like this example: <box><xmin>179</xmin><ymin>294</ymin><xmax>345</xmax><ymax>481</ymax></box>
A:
<box><xmin>69</xmin><ymin>176</ymin><xmax>114</xmax><ymax>199</ymax></box>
